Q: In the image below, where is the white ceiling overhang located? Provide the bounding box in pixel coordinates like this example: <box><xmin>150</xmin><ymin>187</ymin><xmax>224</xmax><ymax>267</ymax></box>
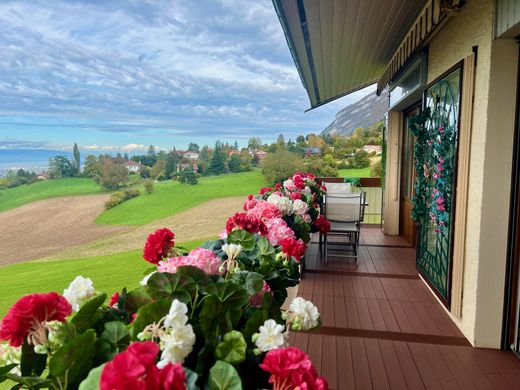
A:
<box><xmin>273</xmin><ymin>0</ymin><xmax>429</xmax><ymax>109</ymax></box>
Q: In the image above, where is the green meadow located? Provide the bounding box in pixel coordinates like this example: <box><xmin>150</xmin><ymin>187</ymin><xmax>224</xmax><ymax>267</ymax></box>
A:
<box><xmin>0</xmin><ymin>178</ymin><xmax>104</xmax><ymax>212</ymax></box>
<box><xmin>337</xmin><ymin>167</ymin><xmax>372</xmax><ymax>178</ymax></box>
<box><xmin>96</xmin><ymin>171</ymin><xmax>267</xmax><ymax>226</ymax></box>
<box><xmin>0</xmin><ymin>239</ymin><xmax>207</xmax><ymax>318</ymax></box>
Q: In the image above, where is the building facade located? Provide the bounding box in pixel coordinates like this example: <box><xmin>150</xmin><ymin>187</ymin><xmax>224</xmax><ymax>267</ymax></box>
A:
<box><xmin>275</xmin><ymin>0</ymin><xmax>520</xmax><ymax>351</ymax></box>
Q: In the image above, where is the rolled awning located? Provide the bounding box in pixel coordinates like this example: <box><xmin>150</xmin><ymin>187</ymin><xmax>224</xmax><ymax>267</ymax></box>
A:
<box><xmin>273</xmin><ymin>0</ymin><xmax>460</xmax><ymax>109</ymax></box>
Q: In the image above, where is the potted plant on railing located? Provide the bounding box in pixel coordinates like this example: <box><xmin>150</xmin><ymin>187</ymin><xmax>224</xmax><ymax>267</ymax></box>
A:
<box><xmin>343</xmin><ymin>176</ymin><xmax>363</xmax><ymax>192</ymax></box>
<box><xmin>0</xmin><ymin>172</ymin><xmax>331</xmax><ymax>390</ymax></box>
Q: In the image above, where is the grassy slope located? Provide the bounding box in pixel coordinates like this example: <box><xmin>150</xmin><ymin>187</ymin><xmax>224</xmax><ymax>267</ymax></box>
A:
<box><xmin>337</xmin><ymin>167</ymin><xmax>372</xmax><ymax>178</ymax></box>
<box><xmin>0</xmin><ymin>178</ymin><xmax>103</xmax><ymax>212</ymax></box>
<box><xmin>0</xmin><ymin>239</ymin><xmax>207</xmax><ymax>318</ymax></box>
<box><xmin>96</xmin><ymin>171</ymin><xmax>267</xmax><ymax>226</ymax></box>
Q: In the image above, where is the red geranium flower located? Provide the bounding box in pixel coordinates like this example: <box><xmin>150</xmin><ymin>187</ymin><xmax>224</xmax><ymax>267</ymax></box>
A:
<box><xmin>314</xmin><ymin>215</ymin><xmax>331</xmax><ymax>235</ymax></box>
<box><xmin>274</xmin><ymin>183</ymin><xmax>281</xmax><ymax>191</ymax></box>
<box><xmin>100</xmin><ymin>341</ymin><xmax>186</xmax><ymax>390</ymax></box>
<box><xmin>290</xmin><ymin>192</ymin><xmax>302</xmax><ymax>200</ymax></box>
<box><xmin>259</xmin><ymin>187</ymin><xmax>272</xmax><ymax>195</ymax></box>
<box><xmin>143</xmin><ymin>228</ymin><xmax>175</xmax><ymax>265</ymax></box>
<box><xmin>0</xmin><ymin>292</ymin><xmax>72</xmax><ymax>347</ymax></box>
<box><xmin>280</xmin><ymin>237</ymin><xmax>306</xmax><ymax>261</ymax></box>
<box><xmin>293</xmin><ymin>174</ymin><xmax>305</xmax><ymax>190</ymax></box>
<box><xmin>109</xmin><ymin>292</ymin><xmax>120</xmax><ymax>308</ymax></box>
<box><xmin>225</xmin><ymin>213</ymin><xmax>268</xmax><ymax>236</ymax></box>
<box><xmin>260</xmin><ymin>347</ymin><xmax>328</xmax><ymax>390</ymax></box>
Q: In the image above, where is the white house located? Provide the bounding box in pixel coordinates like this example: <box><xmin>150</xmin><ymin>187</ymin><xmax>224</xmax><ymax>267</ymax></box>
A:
<box><xmin>124</xmin><ymin>160</ymin><xmax>141</xmax><ymax>173</ymax></box>
<box><xmin>362</xmin><ymin>145</ymin><xmax>382</xmax><ymax>155</ymax></box>
<box><xmin>184</xmin><ymin>152</ymin><xmax>199</xmax><ymax>160</ymax></box>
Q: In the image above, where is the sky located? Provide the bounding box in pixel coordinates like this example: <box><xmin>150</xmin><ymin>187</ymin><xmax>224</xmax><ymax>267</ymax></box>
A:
<box><xmin>0</xmin><ymin>0</ymin><xmax>374</xmax><ymax>153</ymax></box>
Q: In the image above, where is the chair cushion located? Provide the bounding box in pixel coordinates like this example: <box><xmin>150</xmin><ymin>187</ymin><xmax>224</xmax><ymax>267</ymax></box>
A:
<box><xmin>324</xmin><ymin>182</ymin><xmax>351</xmax><ymax>195</ymax></box>
<box><xmin>329</xmin><ymin>221</ymin><xmax>359</xmax><ymax>232</ymax></box>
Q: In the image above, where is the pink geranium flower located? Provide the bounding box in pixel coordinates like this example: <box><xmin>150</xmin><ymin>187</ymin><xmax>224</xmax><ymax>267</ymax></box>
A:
<box><xmin>158</xmin><ymin>248</ymin><xmax>223</xmax><ymax>275</ymax></box>
<box><xmin>265</xmin><ymin>217</ymin><xmax>295</xmax><ymax>246</ymax></box>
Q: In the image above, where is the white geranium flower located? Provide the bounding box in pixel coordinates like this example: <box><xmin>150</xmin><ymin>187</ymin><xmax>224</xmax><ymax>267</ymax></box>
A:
<box><xmin>63</xmin><ymin>276</ymin><xmax>96</xmax><ymax>311</ymax></box>
<box><xmin>267</xmin><ymin>193</ymin><xmax>293</xmax><ymax>215</ymax></box>
<box><xmin>254</xmin><ymin>319</ymin><xmax>287</xmax><ymax>352</ymax></box>
<box><xmin>0</xmin><ymin>344</ymin><xmax>21</xmax><ymax>375</ymax></box>
<box><xmin>140</xmin><ymin>271</ymin><xmax>157</xmax><ymax>286</ymax></box>
<box><xmin>222</xmin><ymin>243</ymin><xmax>242</xmax><ymax>260</ymax></box>
<box><xmin>157</xmin><ymin>324</ymin><xmax>196</xmax><ymax>367</ymax></box>
<box><xmin>289</xmin><ymin>297</ymin><xmax>320</xmax><ymax>330</ymax></box>
<box><xmin>164</xmin><ymin>299</ymin><xmax>189</xmax><ymax>328</ymax></box>
<box><xmin>292</xmin><ymin>199</ymin><xmax>308</xmax><ymax>215</ymax></box>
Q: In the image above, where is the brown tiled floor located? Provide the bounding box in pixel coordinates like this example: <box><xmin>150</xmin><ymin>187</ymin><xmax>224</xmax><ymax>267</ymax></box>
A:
<box><xmin>291</xmin><ymin>229</ymin><xmax>520</xmax><ymax>389</ymax></box>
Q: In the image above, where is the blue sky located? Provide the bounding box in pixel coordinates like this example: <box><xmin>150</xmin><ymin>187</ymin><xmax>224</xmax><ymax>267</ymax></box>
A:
<box><xmin>0</xmin><ymin>0</ymin><xmax>374</xmax><ymax>153</ymax></box>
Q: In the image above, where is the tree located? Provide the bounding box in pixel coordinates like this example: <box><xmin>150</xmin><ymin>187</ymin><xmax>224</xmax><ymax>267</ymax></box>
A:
<box><xmin>188</xmin><ymin>143</ymin><xmax>200</xmax><ymax>153</ymax></box>
<box><xmin>228</xmin><ymin>154</ymin><xmax>242</xmax><ymax>173</ymax></box>
<box><xmin>348</xmin><ymin>150</ymin><xmax>371</xmax><ymax>169</ymax></box>
<box><xmin>151</xmin><ymin>160</ymin><xmax>166</xmax><ymax>180</ymax></box>
<box><xmin>98</xmin><ymin>160</ymin><xmax>128</xmax><ymax>190</ymax></box>
<box><xmin>296</xmin><ymin>135</ymin><xmax>306</xmax><ymax>144</ymax></box>
<box><xmin>48</xmin><ymin>156</ymin><xmax>76</xmax><ymax>179</ymax></box>
<box><xmin>165</xmin><ymin>152</ymin><xmax>177</xmax><ymax>178</ymax></box>
<box><xmin>209</xmin><ymin>141</ymin><xmax>227</xmax><ymax>175</ymax></box>
<box><xmin>144</xmin><ymin>179</ymin><xmax>154</xmax><ymax>194</ymax></box>
<box><xmin>248</xmin><ymin>137</ymin><xmax>262</xmax><ymax>152</ymax></box>
<box><xmin>83</xmin><ymin>154</ymin><xmax>101</xmax><ymax>178</ymax></box>
<box><xmin>276</xmin><ymin>133</ymin><xmax>286</xmax><ymax>148</ymax></box>
<box><xmin>199</xmin><ymin>146</ymin><xmax>211</xmax><ymax>164</ymax></box>
<box><xmin>73</xmin><ymin>143</ymin><xmax>80</xmax><ymax>174</ymax></box>
<box><xmin>233</xmin><ymin>141</ymin><xmax>239</xmax><ymax>150</ymax></box>
<box><xmin>123</xmin><ymin>152</ymin><xmax>129</xmax><ymax>160</ymax></box>
<box><xmin>179</xmin><ymin>168</ymin><xmax>198</xmax><ymax>185</ymax></box>
<box><xmin>262</xmin><ymin>149</ymin><xmax>304</xmax><ymax>184</ymax></box>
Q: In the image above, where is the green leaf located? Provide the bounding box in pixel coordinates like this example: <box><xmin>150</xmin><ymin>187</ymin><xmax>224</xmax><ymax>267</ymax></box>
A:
<box><xmin>244</xmin><ymin>272</ymin><xmax>264</xmax><ymax>296</ymax></box>
<box><xmin>78</xmin><ymin>364</ymin><xmax>105</xmax><ymax>390</ymax></box>
<box><xmin>200</xmin><ymin>282</ymin><xmax>248</xmax><ymax>343</ymax></box>
<box><xmin>101</xmin><ymin>321</ymin><xmax>130</xmax><ymax>345</ymax></box>
<box><xmin>130</xmin><ymin>299</ymin><xmax>171</xmax><ymax>339</ymax></box>
<box><xmin>209</xmin><ymin>360</ymin><xmax>242</xmax><ymax>390</ymax></box>
<box><xmin>4</xmin><ymin>373</ymin><xmax>56</xmax><ymax>388</ymax></box>
<box><xmin>214</xmin><ymin>331</ymin><xmax>246</xmax><ymax>365</ymax></box>
<box><xmin>226</xmin><ymin>230</ymin><xmax>255</xmax><ymax>251</ymax></box>
<box><xmin>123</xmin><ymin>287</ymin><xmax>152</xmax><ymax>313</ymax></box>
<box><xmin>176</xmin><ymin>266</ymin><xmax>213</xmax><ymax>287</ymax></box>
<box><xmin>256</xmin><ymin>236</ymin><xmax>275</xmax><ymax>260</ymax></box>
<box><xmin>49</xmin><ymin>329</ymin><xmax>96</xmax><ymax>386</ymax></box>
<box><xmin>71</xmin><ymin>293</ymin><xmax>107</xmax><ymax>333</ymax></box>
<box><xmin>20</xmin><ymin>340</ymin><xmax>46</xmax><ymax>377</ymax></box>
<box><xmin>0</xmin><ymin>364</ymin><xmax>17</xmax><ymax>383</ymax></box>
<box><xmin>146</xmin><ymin>272</ymin><xmax>193</xmax><ymax>303</ymax></box>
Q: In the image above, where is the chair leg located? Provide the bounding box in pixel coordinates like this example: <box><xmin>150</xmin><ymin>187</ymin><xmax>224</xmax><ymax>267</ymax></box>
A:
<box><xmin>324</xmin><ymin>235</ymin><xmax>328</xmax><ymax>265</ymax></box>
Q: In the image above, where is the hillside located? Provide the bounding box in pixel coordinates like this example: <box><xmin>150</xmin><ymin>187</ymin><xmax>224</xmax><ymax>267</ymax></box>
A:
<box><xmin>322</xmin><ymin>92</ymin><xmax>388</xmax><ymax>136</ymax></box>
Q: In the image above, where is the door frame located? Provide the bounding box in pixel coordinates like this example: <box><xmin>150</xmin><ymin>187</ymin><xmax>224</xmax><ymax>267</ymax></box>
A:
<box><xmin>399</xmin><ymin>103</ymin><xmax>421</xmax><ymax>247</ymax></box>
<box><xmin>502</xmin><ymin>40</ymin><xmax>520</xmax><ymax>352</ymax></box>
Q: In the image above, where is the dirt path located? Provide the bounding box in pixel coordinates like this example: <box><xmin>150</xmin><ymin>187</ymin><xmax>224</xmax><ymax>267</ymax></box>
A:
<box><xmin>50</xmin><ymin>196</ymin><xmax>244</xmax><ymax>260</ymax></box>
<box><xmin>0</xmin><ymin>195</ymin><xmax>128</xmax><ymax>266</ymax></box>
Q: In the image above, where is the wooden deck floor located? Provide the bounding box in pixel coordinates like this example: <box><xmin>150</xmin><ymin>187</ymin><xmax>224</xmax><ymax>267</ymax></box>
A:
<box><xmin>289</xmin><ymin>228</ymin><xmax>520</xmax><ymax>389</ymax></box>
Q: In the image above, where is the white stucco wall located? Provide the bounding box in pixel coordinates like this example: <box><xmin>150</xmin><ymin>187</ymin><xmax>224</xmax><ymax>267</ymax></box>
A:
<box><xmin>427</xmin><ymin>0</ymin><xmax>518</xmax><ymax>347</ymax></box>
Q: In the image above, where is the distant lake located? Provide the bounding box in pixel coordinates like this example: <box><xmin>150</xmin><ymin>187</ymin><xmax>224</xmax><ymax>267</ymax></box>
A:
<box><xmin>0</xmin><ymin>149</ymin><xmax>73</xmax><ymax>176</ymax></box>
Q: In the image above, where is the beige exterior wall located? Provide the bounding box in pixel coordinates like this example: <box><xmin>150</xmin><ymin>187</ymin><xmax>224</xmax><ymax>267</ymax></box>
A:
<box><xmin>383</xmin><ymin>111</ymin><xmax>402</xmax><ymax>236</ymax></box>
<box><xmin>426</xmin><ymin>0</ymin><xmax>518</xmax><ymax>347</ymax></box>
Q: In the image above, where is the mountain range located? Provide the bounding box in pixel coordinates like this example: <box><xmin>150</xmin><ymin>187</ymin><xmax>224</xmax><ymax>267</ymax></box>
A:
<box><xmin>321</xmin><ymin>92</ymin><xmax>388</xmax><ymax>136</ymax></box>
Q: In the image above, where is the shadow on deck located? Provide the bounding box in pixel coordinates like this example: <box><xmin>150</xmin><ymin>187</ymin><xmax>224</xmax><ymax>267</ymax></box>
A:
<box><xmin>290</xmin><ymin>228</ymin><xmax>520</xmax><ymax>389</ymax></box>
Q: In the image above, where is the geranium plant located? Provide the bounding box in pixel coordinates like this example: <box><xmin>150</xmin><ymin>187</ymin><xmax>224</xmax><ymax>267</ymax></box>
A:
<box><xmin>0</xmin><ymin>173</ymin><xmax>330</xmax><ymax>389</ymax></box>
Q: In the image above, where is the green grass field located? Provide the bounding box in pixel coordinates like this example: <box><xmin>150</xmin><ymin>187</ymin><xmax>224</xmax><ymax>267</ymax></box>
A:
<box><xmin>0</xmin><ymin>178</ymin><xmax>104</xmax><ymax>212</ymax></box>
<box><xmin>337</xmin><ymin>167</ymin><xmax>372</xmax><ymax>178</ymax></box>
<box><xmin>0</xmin><ymin>239</ymin><xmax>207</xmax><ymax>318</ymax></box>
<box><xmin>96</xmin><ymin>171</ymin><xmax>268</xmax><ymax>226</ymax></box>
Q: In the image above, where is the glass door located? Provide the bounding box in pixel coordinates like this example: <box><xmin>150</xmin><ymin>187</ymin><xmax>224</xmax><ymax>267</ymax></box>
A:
<box><xmin>415</xmin><ymin>66</ymin><xmax>462</xmax><ymax>306</ymax></box>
